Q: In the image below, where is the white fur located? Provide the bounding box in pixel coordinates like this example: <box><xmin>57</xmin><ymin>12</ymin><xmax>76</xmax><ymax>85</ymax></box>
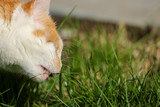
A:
<box><xmin>0</xmin><ymin>4</ymin><xmax>61</xmax><ymax>82</ymax></box>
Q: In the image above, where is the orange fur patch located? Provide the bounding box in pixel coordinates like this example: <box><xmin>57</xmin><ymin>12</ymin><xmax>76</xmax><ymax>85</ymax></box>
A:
<box><xmin>0</xmin><ymin>0</ymin><xmax>21</xmax><ymax>22</ymax></box>
<box><xmin>33</xmin><ymin>29</ymin><xmax>45</xmax><ymax>37</ymax></box>
<box><xmin>33</xmin><ymin>15</ymin><xmax>63</xmax><ymax>54</ymax></box>
<box><xmin>43</xmin><ymin>16</ymin><xmax>61</xmax><ymax>48</ymax></box>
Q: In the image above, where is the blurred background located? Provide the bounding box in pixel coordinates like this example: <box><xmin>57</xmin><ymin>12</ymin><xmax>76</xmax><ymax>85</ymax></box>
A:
<box><xmin>48</xmin><ymin>0</ymin><xmax>160</xmax><ymax>39</ymax></box>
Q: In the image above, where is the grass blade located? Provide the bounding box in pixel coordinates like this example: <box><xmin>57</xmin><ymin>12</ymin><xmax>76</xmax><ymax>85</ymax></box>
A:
<box><xmin>57</xmin><ymin>6</ymin><xmax>76</xmax><ymax>31</ymax></box>
<box><xmin>17</xmin><ymin>82</ymin><xmax>26</xmax><ymax>101</ymax></box>
<box><xmin>56</xmin><ymin>96</ymin><xmax>69</xmax><ymax>107</ymax></box>
<box><xmin>0</xmin><ymin>103</ymin><xmax>14</xmax><ymax>107</ymax></box>
<box><xmin>87</xmin><ymin>69</ymin><xmax>113</xmax><ymax>107</ymax></box>
<box><xmin>0</xmin><ymin>89</ymin><xmax>10</xmax><ymax>96</ymax></box>
<box><xmin>125</xmin><ymin>79</ymin><xmax>130</xmax><ymax>107</ymax></box>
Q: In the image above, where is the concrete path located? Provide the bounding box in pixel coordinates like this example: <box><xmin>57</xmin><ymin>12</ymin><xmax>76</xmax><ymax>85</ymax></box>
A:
<box><xmin>21</xmin><ymin>0</ymin><xmax>160</xmax><ymax>27</ymax></box>
<box><xmin>50</xmin><ymin>0</ymin><xmax>160</xmax><ymax>27</ymax></box>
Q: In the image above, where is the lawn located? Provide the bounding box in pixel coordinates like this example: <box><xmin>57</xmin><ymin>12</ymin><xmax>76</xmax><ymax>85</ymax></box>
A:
<box><xmin>0</xmin><ymin>19</ymin><xmax>160</xmax><ymax>107</ymax></box>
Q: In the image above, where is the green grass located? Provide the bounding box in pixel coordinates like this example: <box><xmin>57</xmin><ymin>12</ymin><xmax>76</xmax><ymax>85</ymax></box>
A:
<box><xmin>0</xmin><ymin>22</ymin><xmax>160</xmax><ymax>106</ymax></box>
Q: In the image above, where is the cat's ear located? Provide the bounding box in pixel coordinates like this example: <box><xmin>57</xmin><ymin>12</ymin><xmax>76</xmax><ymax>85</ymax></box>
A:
<box><xmin>33</xmin><ymin>0</ymin><xmax>51</xmax><ymax>17</ymax></box>
<box><xmin>31</xmin><ymin>0</ymin><xmax>51</xmax><ymax>28</ymax></box>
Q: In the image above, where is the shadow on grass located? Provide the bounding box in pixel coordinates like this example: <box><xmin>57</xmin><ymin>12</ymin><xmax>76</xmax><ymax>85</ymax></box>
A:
<box><xmin>0</xmin><ymin>68</ymin><xmax>39</xmax><ymax>106</ymax></box>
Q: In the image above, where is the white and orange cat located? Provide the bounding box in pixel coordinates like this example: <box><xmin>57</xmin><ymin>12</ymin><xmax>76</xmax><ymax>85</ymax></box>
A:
<box><xmin>0</xmin><ymin>0</ymin><xmax>63</xmax><ymax>82</ymax></box>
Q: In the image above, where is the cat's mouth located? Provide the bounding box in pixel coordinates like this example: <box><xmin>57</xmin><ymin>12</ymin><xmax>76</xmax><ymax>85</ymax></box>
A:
<box><xmin>40</xmin><ymin>65</ymin><xmax>52</xmax><ymax>77</ymax></box>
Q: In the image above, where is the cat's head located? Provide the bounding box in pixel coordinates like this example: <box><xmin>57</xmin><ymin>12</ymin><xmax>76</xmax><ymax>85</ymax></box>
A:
<box><xmin>0</xmin><ymin>0</ymin><xmax>63</xmax><ymax>82</ymax></box>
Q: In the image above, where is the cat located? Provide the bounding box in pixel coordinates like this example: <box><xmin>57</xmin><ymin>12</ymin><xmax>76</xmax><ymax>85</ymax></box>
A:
<box><xmin>0</xmin><ymin>0</ymin><xmax>63</xmax><ymax>82</ymax></box>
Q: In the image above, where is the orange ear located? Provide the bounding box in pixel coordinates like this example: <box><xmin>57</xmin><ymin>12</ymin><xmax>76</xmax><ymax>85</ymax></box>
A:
<box><xmin>22</xmin><ymin>0</ymin><xmax>35</xmax><ymax>16</ymax></box>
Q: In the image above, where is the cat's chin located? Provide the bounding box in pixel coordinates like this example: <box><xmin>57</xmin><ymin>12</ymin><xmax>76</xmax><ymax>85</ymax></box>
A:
<box><xmin>31</xmin><ymin>65</ymin><xmax>51</xmax><ymax>82</ymax></box>
<box><xmin>32</xmin><ymin>73</ymin><xmax>50</xmax><ymax>82</ymax></box>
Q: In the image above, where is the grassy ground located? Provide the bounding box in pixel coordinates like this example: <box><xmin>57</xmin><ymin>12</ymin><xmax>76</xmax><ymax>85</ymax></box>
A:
<box><xmin>0</xmin><ymin>20</ymin><xmax>160</xmax><ymax>106</ymax></box>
